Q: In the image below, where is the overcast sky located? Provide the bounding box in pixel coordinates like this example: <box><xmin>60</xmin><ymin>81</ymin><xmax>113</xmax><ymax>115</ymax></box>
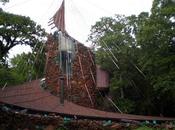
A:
<box><xmin>1</xmin><ymin>0</ymin><xmax>153</xmax><ymax>58</ymax></box>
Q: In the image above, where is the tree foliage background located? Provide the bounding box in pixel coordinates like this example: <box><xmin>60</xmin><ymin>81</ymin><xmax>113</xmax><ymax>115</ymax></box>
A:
<box><xmin>89</xmin><ymin>0</ymin><xmax>175</xmax><ymax>116</ymax></box>
<box><xmin>0</xmin><ymin>0</ymin><xmax>175</xmax><ymax>117</ymax></box>
<box><xmin>0</xmin><ymin>11</ymin><xmax>46</xmax><ymax>63</ymax></box>
<box><xmin>0</xmin><ymin>10</ymin><xmax>46</xmax><ymax>87</ymax></box>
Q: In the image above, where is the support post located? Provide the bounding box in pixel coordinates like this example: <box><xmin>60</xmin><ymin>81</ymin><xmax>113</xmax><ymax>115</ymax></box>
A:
<box><xmin>59</xmin><ymin>75</ymin><xmax>64</xmax><ymax>105</ymax></box>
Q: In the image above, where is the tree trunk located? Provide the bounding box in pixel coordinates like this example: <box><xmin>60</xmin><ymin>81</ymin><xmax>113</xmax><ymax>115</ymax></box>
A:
<box><xmin>120</xmin><ymin>87</ymin><xmax>124</xmax><ymax>98</ymax></box>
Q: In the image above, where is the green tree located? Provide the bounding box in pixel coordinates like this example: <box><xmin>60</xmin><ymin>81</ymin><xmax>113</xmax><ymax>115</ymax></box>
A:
<box><xmin>0</xmin><ymin>40</ymin><xmax>46</xmax><ymax>87</ymax></box>
<box><xmin>89</xmin><ymin>15</ymin><xmax>145</xmax><ymax>114</ymax></box>
<box><xmin>137</xmin><ymin>0</ymin><xmax>175</xmax><ymax>116</ymax></box>
<box><xmin>89</xmin><ymin>0</ymin><xmax>175</xmax><ymax>116</ymax></box>
<box><xmin>10</xmin><ymin>53</ymin><xmax>34</xmax><ymax>83</ymax></box>
<box><xmin>0</xmin><ymin>0</ymin><xmax>9</xmax><ymax>5</ymax></box>
<box><xmin>0</xmin><ymin>11</ymin><xmax>46</xmax><ymax>64</ymax></box>
<box><xmin>0</xmin><ymin>64</ymin><xmax>23</xmax><ymax>87</ymax></box>
<box><xmin>10</xmin><ymin>42</ymin><xmax>46</xmax><ymax>83</ymax></box>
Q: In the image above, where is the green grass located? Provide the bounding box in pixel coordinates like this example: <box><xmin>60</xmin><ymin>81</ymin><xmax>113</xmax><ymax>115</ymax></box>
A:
<box><xmin>134</xmin><ymin>126</ymin><xmax>167</xmax><ymax>130</ymax></box>
<box><xmin>134</xmin><ymin>126</ymin><xmax>154</xmax><ymax>130</ymax></box>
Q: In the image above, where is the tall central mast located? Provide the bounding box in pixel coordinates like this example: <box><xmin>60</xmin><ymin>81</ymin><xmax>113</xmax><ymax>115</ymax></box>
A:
<box><xmin>53</xmin><ymin>0</ymin><xmax>65</xmax><ymax>32</ymax></box>
<box><xmin>49</xmin><ymin>0</ymin><xmax>95</xmax><ymax>107</ymax></box>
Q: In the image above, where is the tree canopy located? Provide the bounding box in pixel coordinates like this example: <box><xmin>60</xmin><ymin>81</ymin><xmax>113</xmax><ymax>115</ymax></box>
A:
<box><xmin>0</xmin><ymin>11</ymin><xmax>46</xmax><ymax>64</ymax></box>
<box><xmin>0</xmin><ymin>0</ymin><xmax>174</xmax><ymax>117</ymax></box>
<box><xmin>89</xmin><ymin>0</ymin><xmax>175</xmax><ymax>116</ymax></box>
<box><xmin>0</xmin><ymin>0</ymin><xmax>9</xmax><ymax>5</ymax></box>
<box><xmin>0</xmin><ymin>10</ymin><xmax>46</xmax><ymax>87</ymax></box>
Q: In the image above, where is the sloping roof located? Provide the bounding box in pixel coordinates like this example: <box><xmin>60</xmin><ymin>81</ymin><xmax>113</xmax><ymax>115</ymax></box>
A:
<box><xmin>0</xmin><ymin>80</ymin><xmax>174</xmax><ymax>121</ymax></box>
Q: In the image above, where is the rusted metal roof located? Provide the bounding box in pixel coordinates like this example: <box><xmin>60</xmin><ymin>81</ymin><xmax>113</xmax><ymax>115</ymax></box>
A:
<box><xmin>96</xmin><ymin>65</ymin><xmax>109</xmax><ymax>89</ymax></box>
<box><xmin>0</xmin><ymin>80</ymin><xmax>174</xmax><ymax>121</ymax></box>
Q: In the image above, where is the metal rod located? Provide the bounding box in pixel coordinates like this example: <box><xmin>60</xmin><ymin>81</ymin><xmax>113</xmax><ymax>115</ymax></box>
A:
<box><xmin>78</xmin><ymin>55</ymin><xmax>94</xmax><ymax>106</ymax></box>
<box><xmin>88</xmin><ymin>49</ymin><xmax>95</xmax><ymax>65</ymax></box>
<box><xmin>60</xmin><ymin>75</ymin><xmax>64</xmax><ymax>105</ymax></box>
<box><xmin>2</xmin><ymin>82</ymin><xmax>7</xmax><ymax>91</ymax></box>
<box><xmin>90</xmin><ymin>68</ymin><xmax>96</xmax><ymax>85</ymax></box>
<box><xmin>106</xmin><ymin>95</ymin><xmax>123</xmax><ymax>113</ymax></box>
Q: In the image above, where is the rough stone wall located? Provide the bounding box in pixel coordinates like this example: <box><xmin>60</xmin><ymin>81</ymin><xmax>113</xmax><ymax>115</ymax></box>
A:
<box><xmin>69</xmin><ymin>42</ymin><xmax>96</xmax><ymax>107</ymax></box>
<box><xmin>45</xmin><ymin>35</ymin><xmax>60</xmax><ymax>95</ymax></box>
<box><xmin>45</xmin><ymin>35</ymin><xmax>96</xmax><ymax>108</ymax></box>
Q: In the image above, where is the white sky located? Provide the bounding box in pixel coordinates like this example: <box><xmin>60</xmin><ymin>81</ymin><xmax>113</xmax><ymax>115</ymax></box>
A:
<box><xmin>1</xmin><ymin>0</ymin><xmax>153</xmax><ymax>58</ymax></box>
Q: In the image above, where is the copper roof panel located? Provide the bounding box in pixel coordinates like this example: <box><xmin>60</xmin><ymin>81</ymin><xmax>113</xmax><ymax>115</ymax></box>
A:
<box><xmin>0</xmin><ymin>80</ymin><xmax>174</xmax><ymax>121</ymax></box>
